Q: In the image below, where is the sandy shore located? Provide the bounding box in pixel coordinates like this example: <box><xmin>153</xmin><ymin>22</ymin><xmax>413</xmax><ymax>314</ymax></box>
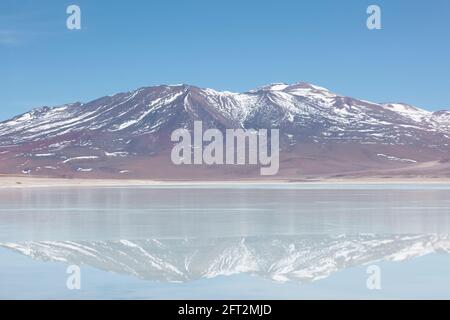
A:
<box><xmin>1</xmin><ymin>175</ymin><xmax>450</xmax><ymax>188</ymax></box>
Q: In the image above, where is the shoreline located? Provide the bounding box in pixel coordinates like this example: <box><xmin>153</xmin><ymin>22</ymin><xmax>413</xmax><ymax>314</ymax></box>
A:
<box><xmin>1</xmin><ymin>175</ymin><xmax>450</xmax><ymax>188</ymax></box>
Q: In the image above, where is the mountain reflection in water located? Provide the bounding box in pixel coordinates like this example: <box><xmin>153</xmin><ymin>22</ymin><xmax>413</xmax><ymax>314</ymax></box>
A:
<box><xmin>2</xmin><ymin>234</ymin><xmax>449</xmax><ymax>283</ymax></box>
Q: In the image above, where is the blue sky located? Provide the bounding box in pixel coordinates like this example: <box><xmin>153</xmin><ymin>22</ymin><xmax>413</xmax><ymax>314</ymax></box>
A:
<box><xmin>1</xmin><ymin>0</ymin><xmax>449</xmax><ymax>121</ymax></box>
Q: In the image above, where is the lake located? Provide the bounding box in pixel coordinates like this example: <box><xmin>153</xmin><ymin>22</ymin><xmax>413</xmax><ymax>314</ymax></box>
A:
<box><xmin>1</xmin><ymin>184</ymin><xmax>450</xmax><ymax>299</ymax></box>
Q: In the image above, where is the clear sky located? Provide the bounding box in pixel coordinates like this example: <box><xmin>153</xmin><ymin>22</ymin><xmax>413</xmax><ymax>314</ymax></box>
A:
<box><xmin>1</xmin><ymin>0</ymin><xmax>449</xmax><ymax>121</ymax></box>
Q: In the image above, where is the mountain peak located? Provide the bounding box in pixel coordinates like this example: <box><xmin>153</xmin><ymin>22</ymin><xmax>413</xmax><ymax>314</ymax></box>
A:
<box><xmin>249</xmin><ymin>81</ymin><xmax>331</xmax><ymax>94</ymax></box>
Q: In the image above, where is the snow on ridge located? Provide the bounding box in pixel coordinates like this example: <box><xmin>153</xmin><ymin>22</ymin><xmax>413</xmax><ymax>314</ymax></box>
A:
<box><xmin>105</xmin><ymin>151</ymin><xmax>128</xmax><ymax>157</ymax></box>
<box><xmin>264</xmin><ymin>83</ymin><xmax>290</xmax><ymax>91</ymax></box>
<box><xmin>431</xmin><ymin>110</ymin><xmax>450</xmax><ymax>127</ymax></box>
<box><xmin>62</xmin><ymin>156</ymin><xmax>99</xmax><ymax>164</ymax></box>
<box><xmin>34</xmin><ymin>153</ymin><xmax>55</xmax><ymax>157</ymax></box>
<box><xmin>248</xmin><ymin>83</ymin><xmax>289</xmax><ymax>93</ymax></box>
<box><xmin>248</xmin><ymin>82</ymin><xmax>331</xmax><ymax>94</ymax></box>
<box><xmin>309</xmin><ymin>83</ymin><xmax>331</xmax><ymax>91</ymax></box>
<box><xmin>377</xmin><ymin>153</ymin><xmax>417</xmax><ymax>163</ymax></box>
<box><xmin>109</xmin><ymin>90</ymin><xmax>185</xmax><ymax>132</ymax></box>
<box><xmin>202</xmin><ymin>87</ymin><xmax>239</xmax><ymax>96</ymax></box>
<box><xmin>196</xmin><ymin>88</ymin><xmax>260</xmax><ymax>123</ymax></box>
<box><xmin>381</xmin><ymin>103</ymin><xmax>433</xmax><ymax>125</ymax></box>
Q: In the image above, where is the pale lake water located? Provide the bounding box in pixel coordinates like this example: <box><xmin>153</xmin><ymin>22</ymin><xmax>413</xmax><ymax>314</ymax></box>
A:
<box><xmin>1</xmin><ymin>184</ymin><xmax>450</xmax><ymax>299</ymax></box>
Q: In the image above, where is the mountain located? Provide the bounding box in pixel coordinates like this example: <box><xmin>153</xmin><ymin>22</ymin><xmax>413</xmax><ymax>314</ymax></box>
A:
<box><xmin>0</xmin><ymin>82</ymin><xmax>449</xmax><ymax>179</ymax></box>
<box><xmin>2</xmin><ymin>234</ymin><xmax>449</xmax><ymax>283</ymax></box>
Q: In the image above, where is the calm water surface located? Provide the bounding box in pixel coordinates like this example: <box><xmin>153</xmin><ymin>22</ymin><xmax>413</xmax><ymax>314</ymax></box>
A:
<box><xmin>0</xmin><ymin>184</ymin><xmax>449</xmax><ymax>299</ymax></box>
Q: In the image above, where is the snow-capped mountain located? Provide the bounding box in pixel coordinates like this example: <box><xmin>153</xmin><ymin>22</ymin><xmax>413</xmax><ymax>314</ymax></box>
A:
<box><xmin>0</xmin><ymin>82</ymin><xmax>449</xmax><ymax>179</ymax></box>
<box><xmin>2</xmin><ymin>234</ymin><xmax>450</xmax><ymax>283</ymax></box>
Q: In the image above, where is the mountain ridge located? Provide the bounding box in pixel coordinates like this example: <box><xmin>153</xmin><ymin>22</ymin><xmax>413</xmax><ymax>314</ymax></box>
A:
<box><xmin>3</xmin><ymin>81</ymin><xmax>447</xmax><ymax>123</ymax></box>
<box><xmin>0</xmin><ymin>81</ymin><xmax>449</xmax><ymax>179</ymax></box>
